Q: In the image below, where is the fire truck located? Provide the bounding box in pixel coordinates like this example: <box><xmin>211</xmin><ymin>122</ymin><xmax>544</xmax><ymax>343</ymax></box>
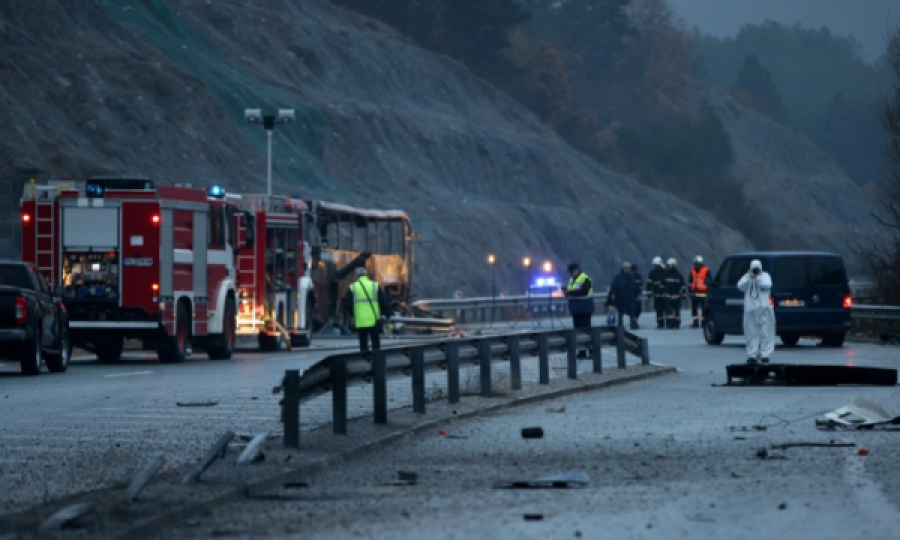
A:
<box><xmin>20</xmin><ymin>177</ymin><xmax>415</xmax><ymax>360</ymax></box>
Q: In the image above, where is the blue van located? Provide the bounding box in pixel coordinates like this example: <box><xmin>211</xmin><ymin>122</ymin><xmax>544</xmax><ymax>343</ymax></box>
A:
<box><xmin>703</xmin><ymin>252</ymin><xmax>852</xmax><ymax>347</ymax></box>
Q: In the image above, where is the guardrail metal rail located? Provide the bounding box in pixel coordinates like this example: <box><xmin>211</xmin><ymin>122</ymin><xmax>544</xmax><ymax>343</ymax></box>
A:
<box><xmin>275</xmin><ymin>325</ymin><xmax>649</xmax><ymax>446</ymax></box>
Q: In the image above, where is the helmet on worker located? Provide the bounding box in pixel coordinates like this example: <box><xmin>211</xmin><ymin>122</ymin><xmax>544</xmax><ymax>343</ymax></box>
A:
<box><xmin>693</xmin><ymin>255</ymin><xmax>704</xmax><ymax>268</ymax></box>
<box><xmin>667</xmin><ymin>258</ymin><xmax>677</xmax><ymax>267</ymax></box>
<box><xmin>652</xmin><ymin>256</ymin><xmax>662</xmax><ymax>267</ymax></box>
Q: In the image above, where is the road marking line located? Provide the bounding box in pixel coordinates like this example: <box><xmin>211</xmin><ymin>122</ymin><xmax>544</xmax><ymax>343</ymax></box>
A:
<box><xmin>103</xmin><ymin>371</ymin><xmax>155</xmax><ymax>378</ymax></box>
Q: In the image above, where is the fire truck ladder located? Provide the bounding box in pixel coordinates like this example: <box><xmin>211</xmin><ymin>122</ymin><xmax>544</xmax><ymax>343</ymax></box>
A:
<box><xmin>34</xmin><ymin>186</ymin><xmax>57</xmax><ymax>284</ymax></box>
<box><xmin>237</xmin><ymin>248</ymin><xmax>258</xmax><ymax>328</ymax></box>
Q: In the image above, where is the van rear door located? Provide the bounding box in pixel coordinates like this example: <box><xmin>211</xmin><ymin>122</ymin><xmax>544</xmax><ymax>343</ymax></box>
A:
<box><xmin>808</xmin><ymin>256</ymin><xmax>849</xmax><ymax>311</ymax></box>
<box><xmin>771</xmin><ymin>257</ymin><xmax>811</xmax><ymax>327</ymax></box>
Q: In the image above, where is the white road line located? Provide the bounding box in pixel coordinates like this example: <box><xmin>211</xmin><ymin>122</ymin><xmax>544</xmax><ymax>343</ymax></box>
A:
<box><xmin>103</xmin><ymin>371</ymin><xmax>155</xmax><ymax>378</ymax></box>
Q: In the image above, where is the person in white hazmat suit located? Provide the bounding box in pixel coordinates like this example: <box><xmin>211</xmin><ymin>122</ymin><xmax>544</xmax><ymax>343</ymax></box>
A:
<box><xmin>737</xmin><ymin>260</ymin><xmax>776</xmax><ymax>363</ymax></box>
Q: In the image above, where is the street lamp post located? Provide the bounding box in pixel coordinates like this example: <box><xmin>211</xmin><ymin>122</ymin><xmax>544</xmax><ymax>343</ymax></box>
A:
<box><xmin>488</xmin><ymin>254</ymin><xmax>496</xmax><ymax>328</ymax></box>
<box><xmin>543</xmin><ymin>261</ymin><xmax>553</xmax><ymax>328</ymax></box>
<box><xmin>244</xmin><ymin>108</ymin><xmax>295</xmax><ymax>209</ymax></box>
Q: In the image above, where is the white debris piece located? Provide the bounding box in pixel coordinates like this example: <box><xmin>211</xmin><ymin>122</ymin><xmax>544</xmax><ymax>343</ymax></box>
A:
<box><xmin>822</xmin><ymin>393</ymin><xmax>894</xmax><ymax>427</ymax></box>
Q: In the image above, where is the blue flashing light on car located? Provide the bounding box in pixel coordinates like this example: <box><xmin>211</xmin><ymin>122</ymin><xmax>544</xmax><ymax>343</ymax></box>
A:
<box><xmin>534</xmin><ymin>277</ymin><xmax>557</xmax><ymax>287</ymax></box>
<box><xmin>208</xmin><ymin>185</ymin><xmax>226</xmax><ymax>198</ymax></box>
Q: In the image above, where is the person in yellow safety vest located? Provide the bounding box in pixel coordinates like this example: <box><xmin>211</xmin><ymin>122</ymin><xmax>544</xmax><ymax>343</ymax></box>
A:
<box><xmin>564</xmin><ymin>263</ymin><xmax>594</xmax><ymax>329</ymax></box>
<box><xmin>688</xmin><ymin>255</ymin><xmax>712</xmax><ymax>328</ymax></box>
<box><xmin>342</xmin><ymin>267</ymin><xmax>390</xmax><ymax>353</ymax></box>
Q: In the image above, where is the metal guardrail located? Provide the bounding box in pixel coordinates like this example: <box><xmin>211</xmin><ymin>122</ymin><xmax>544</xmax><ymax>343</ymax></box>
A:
<box><xmin>852</xmin><ymin>305</ymin><xmax>900</xmax><ymax>321</ymax></box>
<box><xmin>275</xmin><ymin>325</ymin><xmax>649</xmax><ymax>446</ymax></box>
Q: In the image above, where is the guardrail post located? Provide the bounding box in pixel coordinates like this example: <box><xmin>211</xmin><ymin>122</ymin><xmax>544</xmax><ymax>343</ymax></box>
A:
<box><xmin>479</xmin><ymin>339</ymin><xmax>492</xmax><ymax>397</ymax></box>
<box><xmin>590</xmin><ymin>327</ymin><xmax>603</xmax><ymax>373</ymax></box>
<box><xmin>508</xmin><ymin>336</ymin><xmax>522</xmax><ymax>390</ymax></box>
<box><xmin>566</xmin><ymin>330</ymin><xmax>578</xmax><ymax>380</ymax></box>
<box><xmin>373</xmin><ymin>351</ymin><xmax>387</xmax><ymax>424</ymax></box>
<box><xmin>538</xmin><ymin>333</ymin><xmax>550</xmax><ymax>384</ymax></box>
<box><xmin>332</xmin><ymin>357</ymin><xmax>347</xmax><ymax>435</ymax></box>
<box><xmin>283</xmin><ymin>369</ymin><xmax>300</xmax><ymax>447</ymax></box>
<box><xmin>640</xmin><ymin>337</ymin><xmax>650</xmax><ymax>366</ymax></box>
<box><xmin>447</xmin><ymin>341</ymin><xmax>460</xmax><ymax>404</ymax></box>
<box><xmin>616</xmin><ymin>326</ymin><xmax>626</xmax><ymax>369</ymax></box>
<box><xmin>412</xmin><ymin>347</ymin><xmax>425</xmax><ymax>414</ymax></box>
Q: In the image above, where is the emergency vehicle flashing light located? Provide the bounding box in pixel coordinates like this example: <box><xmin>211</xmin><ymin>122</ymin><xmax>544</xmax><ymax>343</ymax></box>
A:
<box><xmin>21</xmin><ymin>213</ymin><xmax>31</xmax><ymax>224</ymax></box>
<box><xmin>151</xmin><ymin>214</ymin><xmax>161</xmax><ymax>226</ymax></box>
<box><xmin>535</xmin><ymin>277</ymin><xmax>557</xmax><ymax>287</ymax></box>
<box><xmin>208</xmin><ymin>185</ymin><xmax>225</xmax><ymax>198</ymax></box>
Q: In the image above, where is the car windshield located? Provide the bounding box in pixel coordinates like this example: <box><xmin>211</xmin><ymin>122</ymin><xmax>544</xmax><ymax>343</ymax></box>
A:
<box><xmin>0</xmin><ymin>264</ymin><xmax>35</xmax><ymax>289</ymax></box>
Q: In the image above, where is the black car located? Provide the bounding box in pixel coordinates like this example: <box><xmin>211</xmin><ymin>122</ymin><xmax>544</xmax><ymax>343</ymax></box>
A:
<box><xmin>0</xmin><ymin>262</ymin><xmax>71</xmax><ymax>375</ymax></box>
<box><xmin>703</xmin><ymin>252</ymin><xmax>852</xmax><ymax>348</ymax></box>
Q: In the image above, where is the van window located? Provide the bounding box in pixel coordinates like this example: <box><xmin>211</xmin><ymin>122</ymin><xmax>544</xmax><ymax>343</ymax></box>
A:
<box><xmin>775</xmin><ymin>258</ymin><xmax>807</xmax><ymax>287</ymax></box>
<box><xmin>810</xmin><ymin>257</ymin><xmax>845</xmax><ymax>285</ymax></box>
<box><xmin>726</xmin><ymin>257</ymin><xmax>754</xmax><ymax>285</ymax></box>
<box><xmin>714</xmin><ymin>259</ymin><xmax>732</xmax><ymax>286</ymax></box>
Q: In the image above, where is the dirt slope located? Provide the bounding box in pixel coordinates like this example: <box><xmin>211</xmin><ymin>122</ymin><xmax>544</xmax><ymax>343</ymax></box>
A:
<box><xmin>0</xmin><ymin>0</ymin><xmax>752</xmax><ymax>296</ymax></box>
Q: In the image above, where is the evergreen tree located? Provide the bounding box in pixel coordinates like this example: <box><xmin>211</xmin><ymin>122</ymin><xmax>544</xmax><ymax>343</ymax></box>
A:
<box><xmin>734</xmin><ymin>54</ymin><xmax>788</xmax><ymax>123</ymax></box>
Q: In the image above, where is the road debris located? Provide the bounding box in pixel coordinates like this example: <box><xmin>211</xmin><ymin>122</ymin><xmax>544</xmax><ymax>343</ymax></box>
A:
<box><xmin>181</xmin><ymin>431</ymin><xmax>235</xmax><ymax>484</ymax></box>
<box><xmin>40</xmin><ymin>503</ymin><xmax>94</xmax><ymax>531</ymax></box>
<box><xmin>778</xmin><ymin>503</ymin><xmax>787</xmax><ymax>510</ymax></box>
<box><xmin>523</xmin><ymin>513</ymin><xmax>544</xmax><ymax>521</ymax></box>
<box><xmin>237</xmin><ymin>433</ymin><xmax>268</xmax><ymax>464</ymax></box>
<box><xmin>816</xmin><ymin>393</ymin><xmax>900</xmax><ymax>430</ymax></box>
<box><xmin>546</xmin><ymin>406</ymin><xmax>566</xmax><ymax>413</ymax></box>
<box><xmin>176</xmin><ymin>400</ymin><xmax>219</xmax><ymax>407</ymax></box>
<box><xmin>384</xmin><ymin>471</ymin><xmax>418</xmax><ymax>486</ymax></box>
<box><xmin>755</xmin><ymin>448</ymin><xmax>787</xmax><ymax>460</ymax></box>
<box><xmin>770</xmin><ymin>442</ymin><xmax>855</xmax><ymax>450</ymax></box>
<box><xmin>494</xmin><ymin>472</ymin><xmax>590</xmax><ymax>489</ymax></box>
<box><xmin>521</xmin><ymin>427</ymin><xmax>544</xmax><ymax>439</ymax></box>
<box><xmin>121</xmin><ymin>454</ymin><xmax>166</xmax><ymax>503</ymax></box>
<box><xmin>858</xmin><ymin>448</ymin><xmax>870</xmax><ymax>456</ymax></box>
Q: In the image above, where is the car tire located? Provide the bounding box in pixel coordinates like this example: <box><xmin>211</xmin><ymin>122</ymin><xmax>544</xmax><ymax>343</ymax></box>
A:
<box><xmin>207</xmin><ymin>298</ymin><xmax>236</xmax><ymax>360</ymax></box>
<box><xmin>96</xmin><ymin>338</ymin><xmax>124</xmax><ymax>363</ymax></box>
<box><xmin>822</xmin><ymin>333</ymin><xmax>846</xmax><ymax>348</ymax></box>
<box><xmin>780</xmin><ymin>333</ymin><xmax>800</xmax><ymax>347</ymax></box>
<box><xmin>159</xmin><ymin>302</ymin><xmax>191</xmax><ymax>363</ymax></box>
<box><xmin>703</xmin><ymin>316</ymin><xmax>725</xmax><ymax>345</ymax></box>
<box><xmin>18</xmin><ymin>327</ymin><xmax>42</xmax><ymax>376</ymax></box>
<box><xmin>46</xmin><ymin>327</ymin><xmax>71</xmax><ymax>373</ymax></box>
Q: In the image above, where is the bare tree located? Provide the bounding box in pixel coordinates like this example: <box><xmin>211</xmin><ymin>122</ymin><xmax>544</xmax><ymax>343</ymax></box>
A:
<box><xmin>862</xmin><ymin>28</ymin><xmax>900</xmax><ymax>302</ymax></box>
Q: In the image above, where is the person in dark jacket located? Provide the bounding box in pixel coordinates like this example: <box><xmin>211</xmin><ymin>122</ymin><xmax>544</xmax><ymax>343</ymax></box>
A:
<box><xmin>631</xmin><ymin>264</ymin><xmax>644</xmax><ymax>320</ymax></box>
<box><xmin>342</xmin><ymin>267</ymin><xmax>391</xmax><ymax>353</ymax></box>
<box><xmin>646</xmin><ymin>257</ymin><xmax>667</xmax><ymax>329</ymax></box>
<box><xmin>564</xmin><ymin>263</ymin><xmax>594</xmax><ymax>329</ymax></box>
<box><xmin>607</xmin><ymin>262</ymin><xmax>639</xmax><ymax>329</ymax></box>
<box><xmin>663</xmin><ymin>258</ymin><xmax>686</xmax><ymax>329</ymax></box>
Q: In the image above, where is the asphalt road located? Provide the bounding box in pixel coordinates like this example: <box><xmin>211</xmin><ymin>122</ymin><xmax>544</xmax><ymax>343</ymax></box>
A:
<box><xmin>148</xmin><ymin>325</ymin><xmax>900</xmax><ymax>540</ymax></box>
<box><xmin>0</xmin><ymin>321</ymin><xmax>618</xmax><ymax>515</ymax></box>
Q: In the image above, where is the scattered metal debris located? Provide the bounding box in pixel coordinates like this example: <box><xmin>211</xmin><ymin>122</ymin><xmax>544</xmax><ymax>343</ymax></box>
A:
<box><xmin>523</xmin><ymin>513</ymin><xmax>544</xmax><ymax>521</ymax></box>
<box><xmin>721</xmin><ymin>363</ymin><xmax>897</xmax><ymax>387</ymax></box>
<box><xmin>284</xmin><ymin>482</ymin><xmax>309</xmax><ymax>489</ymax></box>
<box><xmin>755</xmin><ymin>448</ymin><xmax>787</xmax><ymax>460</ymax></box>
<box><xmin>121</xmin><ymin>454</ymin><xmax>166</xmax><ymax>502</ymax></box>
<box><xmin>816</xmin><ymin>394</ymin><xmax>900</xmax><ymax>430</ymax></box>
<box><xmin>176</xmin><ymin>400</ymin><xmax>219</xmax><ymax>407</ymax></box>
<box><xmin>778</xmin><ymin>503</ymin><xmax>787</xmax><ymax>510</ymax></box>
<box><xmin>181</xmin><ymin>431</ymin><xmax>235</xmax><ymax>484</ymax></box>
<box><xmin>237</xmin><ymin>433</ymin><xmax>269</xmax><ymax>464</ymax></box>
<box><xmin>384</xmin><ymin>471</ymin><xmax>418</xmax><ymax>486</ymax></box>
<box><xmin>40</xmin><ymin>503</ymin><xmax>94</xmax><ymax>531</ymax></box>
<box><xmin>521</xmin><ymin>427</ymin><xmax>544</xmax><ymax>439</ymax></box>
<box><xmin>771</xmin><ymin>442</ymin><xmax>855</xmax><ymax>450</ymax></box>
<box><xmin>494</xmin><ymin>472</ymin><xmax>590</xmax><ymax>489</ymax></box>
<box><xmin>546</xmin><ymin>406</ymin><xmax>566</xmax><ymax>413</ymax></box>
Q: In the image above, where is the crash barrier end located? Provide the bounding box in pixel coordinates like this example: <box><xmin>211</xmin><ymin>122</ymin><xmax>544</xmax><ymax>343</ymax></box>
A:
<box><xmin>276</xmin><ymin>325</ymin><xmax>649</xmax><ymax>442</ymax></box>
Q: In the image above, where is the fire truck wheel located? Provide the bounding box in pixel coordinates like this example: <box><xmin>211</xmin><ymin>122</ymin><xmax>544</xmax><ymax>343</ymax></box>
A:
<box><xmin>159</xmin><ymin>303</ymin><xmax>191</xmax><ymax>363</ymax></box>
<box><xmin>95</xmin><ymin>338</ymin><xmax>124</xmax><ymax>363</ymax></box>
<box><xmin>18</xmin><ymin>327</ymin><xmax>42</xmax><ymax>376</ymax></box>
<box><xmin>207</xmin><ymin>298</ymin><xmax>236</xmax><ymax>360</ymax></box>
<box><xmin>258</xmin><ymin>332</ymin><xmax>280</xmax><ymax>352</ymax></box>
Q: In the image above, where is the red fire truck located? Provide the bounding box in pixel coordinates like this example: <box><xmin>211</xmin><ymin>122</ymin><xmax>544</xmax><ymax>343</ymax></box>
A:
<box><xmin>20</xmin><ymin>177</ymin><xmax>252</xmax><ymax>363</ymax></box>
<box><xmin>21</xmin><ymin>177</ymin><xmax>415</xmax><ymax>361</ymax></box>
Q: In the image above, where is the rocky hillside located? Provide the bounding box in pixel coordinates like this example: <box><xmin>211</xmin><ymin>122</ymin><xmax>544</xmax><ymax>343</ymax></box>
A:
<box><xmin>693</xmin><ymin>86</ymin><xmax>878</xmax><ymax>264</ymax></box>
<box><xmin>0</xmin><ymin>0</ymin><xmax>753</xmax><ymax>296</ymax></box>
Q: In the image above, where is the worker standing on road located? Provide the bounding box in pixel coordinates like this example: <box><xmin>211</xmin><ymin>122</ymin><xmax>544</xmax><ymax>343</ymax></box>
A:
<box><xmin>342</xmin><ymin>267</ymin><xmax>390</xmax><ymax>354</ymax></box>
<box><xmin>663</xmin><ymin>258</ymin><xmax>686</xmax><ymax>329</ymax></box>
<box><xmin>607</xmin><ymin>262</ymin><xmax>639</xmax><ymax>329</ymax></box>
<box><xmin>738</xmin><ymin>260</ymin><xmax>776</xmax><ymax>364</ymax></box>
<box><xmin>564</xmin><ymin>263</ymin><xmax>594</xmax><ymax>329</ymax></box>
<box><xmin>646</xmin><ymin>257</ymin><xmax>666</xmax><ymax>328</ymax></box>
<box><xmin>688</xmin><ymin>255</ymin><xmax>711</xmax><ymax>328</ymax></box>
<box><xmin>631</xmin><ymin>264</ymin><xmax>644</xmax><ymax>321</ymax></box>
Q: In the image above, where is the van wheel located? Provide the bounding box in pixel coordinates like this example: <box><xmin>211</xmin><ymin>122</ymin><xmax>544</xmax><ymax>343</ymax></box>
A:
<box><xmin>822</xmin><ymin>333</ymin><xmax>845</xmax><ymax>348</ymax></box>
<box><xmin>96</xmin><ymin>338</ymin><xmax>124</xmax><ymax>363</ymax></box>
<box><xmin>159</xmin><ymin>303</ymin><xmax>191</xmax><ymax>363</ymax></box>
<box><xmin>780</xmin><ymin>333</ymin><xmax>800</xmax><ymax>347</ymax></box>
<box><xmin>703</xmin><ymin>317</ymin><xmax>724</xmax><ymax>345</ymax></box>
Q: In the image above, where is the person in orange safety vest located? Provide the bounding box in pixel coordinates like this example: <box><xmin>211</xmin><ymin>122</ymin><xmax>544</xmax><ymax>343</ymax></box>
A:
<box><xmin>688</xmin><ymin>255</ymin><xmax>712</xmax><ymax>328</ymax></box>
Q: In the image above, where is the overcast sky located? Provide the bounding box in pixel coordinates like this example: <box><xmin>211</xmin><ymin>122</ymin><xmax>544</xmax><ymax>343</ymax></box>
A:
<box><xmin>667</xmin><ymin>0</ymin><xmax>899</xmax><ymax>62</ymax></box>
